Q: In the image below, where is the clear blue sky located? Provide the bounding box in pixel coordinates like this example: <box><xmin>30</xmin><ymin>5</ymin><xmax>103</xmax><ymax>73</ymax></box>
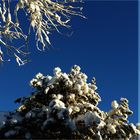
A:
<box><xmin>0</xmin><ymin>1</ymin><xmax>138</xmax><ymax>123</ymax></box>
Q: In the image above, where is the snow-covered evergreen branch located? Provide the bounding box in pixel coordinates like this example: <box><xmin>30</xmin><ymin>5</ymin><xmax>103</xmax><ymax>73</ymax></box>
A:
<box><xmin>0</xmin><ymin>65</ymin><xmax>139</xmax><ymax>139</ymax></box>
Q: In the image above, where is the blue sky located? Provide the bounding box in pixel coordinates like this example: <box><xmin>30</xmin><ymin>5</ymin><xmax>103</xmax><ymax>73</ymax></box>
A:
<box><xmin>0</xmin><ymin>1</ymin><xmax>138</xmax><ymax>123</ymax></box>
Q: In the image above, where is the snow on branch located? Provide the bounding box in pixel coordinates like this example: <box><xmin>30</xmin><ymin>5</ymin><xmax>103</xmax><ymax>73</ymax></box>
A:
<box><xmin>0</xmin><ymin>0</ymin><xmax>84</xmax><ymax>65</ymax></box>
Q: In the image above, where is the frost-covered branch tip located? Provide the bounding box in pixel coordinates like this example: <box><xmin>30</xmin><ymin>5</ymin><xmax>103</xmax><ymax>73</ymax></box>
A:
<box><xmin>0</xmin><ymin>0</ymin><xmax>84</xmax><ymax>65</ymax></box>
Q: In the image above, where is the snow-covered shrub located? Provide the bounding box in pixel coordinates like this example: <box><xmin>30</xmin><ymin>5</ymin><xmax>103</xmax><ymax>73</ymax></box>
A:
<box><xmin>0</xmin><ymin>65</ymin><xmax>139</xmax><ymax>139</ymax></box>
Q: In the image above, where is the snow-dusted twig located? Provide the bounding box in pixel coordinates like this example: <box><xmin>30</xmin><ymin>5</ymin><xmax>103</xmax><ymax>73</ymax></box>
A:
<box><xmin>0</xmin><ymin>0</ymin><xmax>84</xmax><ymax>65</ymax></box>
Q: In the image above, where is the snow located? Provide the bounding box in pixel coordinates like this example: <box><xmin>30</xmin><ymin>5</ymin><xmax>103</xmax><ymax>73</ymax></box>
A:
<box><xmin>84</xmin><ymin>111</ymin><xmax>101</xmax><ymax>127</ymax></box>
<box><xmin>0</xmin><ymin>112</ymin><xmax>23</xmax><ymax>128</ymax></box>
<box><xmin>5</xmin><ymin>130</ymin><xmax>16</xmax><ymax>137</ymax></box>
<box><xmin>0</xmin><ymin>112</ymin><xmax>9</xmax><ymax>128</ymax></box>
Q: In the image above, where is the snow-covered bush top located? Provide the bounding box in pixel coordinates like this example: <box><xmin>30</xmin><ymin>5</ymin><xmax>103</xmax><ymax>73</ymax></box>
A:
<box><xmin>0</xmin><ymin>65</ymin><xmax>139</xmax><ymax>139</ymax></box>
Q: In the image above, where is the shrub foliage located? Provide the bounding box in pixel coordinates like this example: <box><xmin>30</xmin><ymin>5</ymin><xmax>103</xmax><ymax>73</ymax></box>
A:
<box><xmin>0</xmin><ymin>65</ymin><xmax>139</xmax><ymax>139</ymax></box>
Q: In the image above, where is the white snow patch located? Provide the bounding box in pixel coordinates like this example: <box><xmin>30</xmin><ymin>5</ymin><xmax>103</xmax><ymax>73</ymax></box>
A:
<box><xmin>0</xmin><ymin>112</ymin><xmax>9</xmax><ymax>128</ymax></box>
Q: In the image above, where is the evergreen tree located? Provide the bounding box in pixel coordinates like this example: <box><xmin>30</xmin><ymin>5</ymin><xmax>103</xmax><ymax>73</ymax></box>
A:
<box><xmin>0</xmin><ymin>65</ymin><xmax>139</xmax><ymax>139</ymax></box>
